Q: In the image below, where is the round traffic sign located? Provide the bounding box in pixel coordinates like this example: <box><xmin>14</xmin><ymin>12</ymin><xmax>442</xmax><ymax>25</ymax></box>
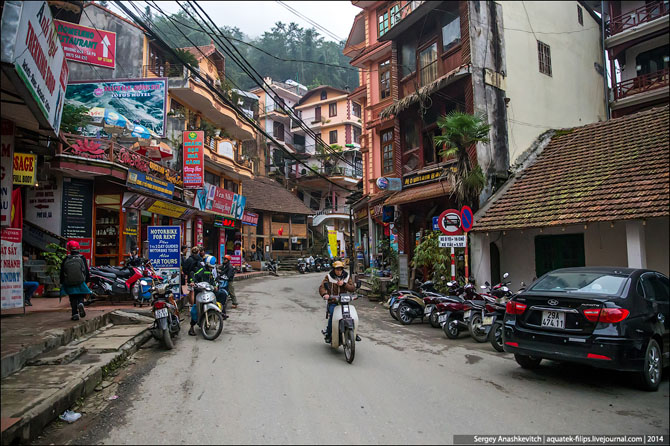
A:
<box><xmin>438</xmin><ymin>209</ymin><xmax>462</xmax><ymax>235</ymax></box>
<box><xmin>460</xmin><ymin>206</ymin><xmax>474</xmax><ymax>232</ymax></box>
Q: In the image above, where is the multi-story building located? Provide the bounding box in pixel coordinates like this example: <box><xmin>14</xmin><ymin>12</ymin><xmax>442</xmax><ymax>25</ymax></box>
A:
<box><xmin>345</xmin><ymin>0</ymin><xmax>606</xmax><ymax>266</ymax></box>
<box><xmin>55</xmin><ymin>2</ymin><xmax>258</xmax><ymax>264</ymax></box>
<box><xmin>602</xmin><ymin>0</ymin><xmax>669</xmax><ymax>117</ymax></box>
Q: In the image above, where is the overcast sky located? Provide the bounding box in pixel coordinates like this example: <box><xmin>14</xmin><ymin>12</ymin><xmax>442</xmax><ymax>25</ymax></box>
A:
<box><xmin>114</xmin><ymin>1</ymin><xmax>361</xmax><ymax>42</ymax></box>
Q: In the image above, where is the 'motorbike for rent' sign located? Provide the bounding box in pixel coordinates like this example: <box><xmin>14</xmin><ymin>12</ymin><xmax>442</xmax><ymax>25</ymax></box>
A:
<box><xmin>54</xmin><ymin>20</ymin><xmax>116</xmax><ymax>68</ymax></box>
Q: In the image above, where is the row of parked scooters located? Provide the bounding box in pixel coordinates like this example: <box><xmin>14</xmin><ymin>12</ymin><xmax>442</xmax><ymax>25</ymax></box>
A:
<box><xmin>88</xmin><ymin>258</ymin><xmax>170</xmax><ymax>306</ymax></box>
<box><xmin>297</xmin><ymin>256</ymin><xmax>331</xmax><ymax>274</ymax></box>
<box><xmin>388</xmin><ymin>273</ymin><xmax>525</xmax><ymax>352</ymax></box>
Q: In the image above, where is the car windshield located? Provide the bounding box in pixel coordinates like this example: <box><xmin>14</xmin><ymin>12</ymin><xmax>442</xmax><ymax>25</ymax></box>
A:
<box><xmin>529</xmin><ymin>271</ymin><xmax>628</xmax><ymax>295</ymax></box>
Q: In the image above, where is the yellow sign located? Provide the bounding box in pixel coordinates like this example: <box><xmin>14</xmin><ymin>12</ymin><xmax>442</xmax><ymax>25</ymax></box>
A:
<box><xmin>147</xmin><ymin>200</ymin><xmax>187</xmax><ymax>218</ymax></box>
<box><xmin>13</xmin><ymin>153</ymin><xmax>37</xmax><ymax>185</ymax></box>
<box><xmin>328</xmin><ymin>230</ymin><xmax>338</xmax><ymax>258</ymax></box>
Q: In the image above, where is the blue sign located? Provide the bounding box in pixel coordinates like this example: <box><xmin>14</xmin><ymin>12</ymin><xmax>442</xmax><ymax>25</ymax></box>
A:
<box><xmin>147</xmin><ymin>226</ymin><xmax>181</xmax><ymax>269</ymax></box>
<box><xmin>376</xmin><ymin>177</ymin><xmax>389</xmax><ymax>190</ymax></box>
<box><xmin>460</xmin><ymin>206</ymin><xmax>474</xmax><ymax>232</ymax></box>
<box><xmin>231</xmin><ymin>194</ymin><xmax>246</xmax><ymax>220</ymax></box>
<box><xmin>127</xmin><ymin>169</ymin><xmax>174</xmax><ymax>199</ymax></box>
<box><xmin>432</xmin><ymin>216</ymin><xmax>439</xmax><ymax>231</ymax></box>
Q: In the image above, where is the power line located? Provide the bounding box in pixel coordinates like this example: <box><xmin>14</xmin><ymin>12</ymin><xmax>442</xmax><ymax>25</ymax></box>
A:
<box><xmin>275</xmin><ymin>1</ymin><xmax>344</xmax><ymax>42</ymax></box>
<box><xmin>113</xmin><ymin>1</ymin><xmax>351</xmax><ymax>192</ymax></box>
<box><xmin>521</xmin><ymin>1</ymin><xmax>539</xmax><ymax>41</ymax></box>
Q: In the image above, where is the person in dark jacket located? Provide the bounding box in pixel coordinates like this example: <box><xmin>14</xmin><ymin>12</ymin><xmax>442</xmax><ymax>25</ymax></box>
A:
<box><xmin>182</xmin><ymin>247</ymin><xmax>201</xmax><ymax>305</ymax></box>
<box><xmin>318</xmin><ymin>261</ymin><xmax>356</xmax><ymax>343</ymax></box>
<box><xmin>60</xmin><ymin>240</ymin><xmax>91</xmax><ymax>321</ymax></box>
<box><xmin>218</xmin><ymin>254</ymin><xmax>237</xmax><ymax>308</ymax></box>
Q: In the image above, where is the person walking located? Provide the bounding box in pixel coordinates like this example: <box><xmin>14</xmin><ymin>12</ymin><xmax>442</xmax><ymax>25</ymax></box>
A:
<box><xmin>60</xmin><ymin>240</ymin><xmax>91</xmax><ymax>321</ymax></box>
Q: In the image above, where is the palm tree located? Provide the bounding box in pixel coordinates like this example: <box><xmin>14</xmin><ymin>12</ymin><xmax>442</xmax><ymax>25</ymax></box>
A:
<box><xmin>433</xmin><ymin>111</ymin><xmax>491</xmax><ymax>208</ymax></box>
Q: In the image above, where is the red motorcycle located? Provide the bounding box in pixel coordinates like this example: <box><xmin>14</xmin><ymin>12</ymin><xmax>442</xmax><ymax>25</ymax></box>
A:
<box><xmin>89</xmin><ymin>259</ymin><xmax>160</xmax><ymax>303</ymax></box>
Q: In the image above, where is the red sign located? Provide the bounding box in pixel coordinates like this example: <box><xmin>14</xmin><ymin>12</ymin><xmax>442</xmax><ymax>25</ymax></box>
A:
<box><xmin>438</xmin><ymin>209</ymin><xmax>462</xmax><ymax>236</ymax></box>
<box><xmin>55</xmin><ymin>20</ymin><xmax>116</xmax><ymax>69</ymax></box>
<box><xmin>70</xmin><ymin>237</ymin><xmax>92</xmax><ymax>266</ymax></box>
<box><xmin>230</xmin><ymin>255</ymin><xmax>242</xmax><ymax>267</ymax></box>
<box><xmin>209</xmin><ymin>185</ymin><xmax>234</xmax><ymax>215</ymax></box>
<box><xmin>183</xmin><ymin>131</ymin><xmax>204</xmax><ymax>188</ymax></box>
<box><xmin>242</xmin><ymin>211</ymin><xmax>259</xmax><ymax>226</ymax></box>
<box><xmin>195</xmin><ymin>217</ymin><xmax>204</xmax><ymax>246</ymax></box>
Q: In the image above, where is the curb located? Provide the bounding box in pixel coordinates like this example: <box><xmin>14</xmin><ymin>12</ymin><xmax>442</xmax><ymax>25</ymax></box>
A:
<box><xmin>1</xmin><ymin>324</ymin><xmax>153</xmax><ymax>445</ymax></box>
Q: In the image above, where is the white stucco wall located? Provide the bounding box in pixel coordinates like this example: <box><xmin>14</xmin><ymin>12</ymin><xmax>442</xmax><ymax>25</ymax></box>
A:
<box><xmin>621</xmin><ymin>35</ymin><xmax>670</xmax><ymax>81</ymax></box>
<box><xmin>471</xmin><ymin>217</ymin><xmax>669</xmax><ymax>287</ymax></box>
<box><xmin>502</xmin><ymin>1</ymin><xmax>606</xmax><ymax>164</ymax></box>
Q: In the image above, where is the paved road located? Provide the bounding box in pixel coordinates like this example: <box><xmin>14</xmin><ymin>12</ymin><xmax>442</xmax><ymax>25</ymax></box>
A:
<box><xmin>62</xmin><ymin>274</ymin><xmax>669</xmax><ymax>444</ymax></box>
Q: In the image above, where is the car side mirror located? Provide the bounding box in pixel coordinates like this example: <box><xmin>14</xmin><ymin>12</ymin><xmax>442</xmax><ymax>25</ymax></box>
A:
<box><xmin>520</xmin><ymin>281</ymin><xmax>526</xmax><ymax>288</ymax></box>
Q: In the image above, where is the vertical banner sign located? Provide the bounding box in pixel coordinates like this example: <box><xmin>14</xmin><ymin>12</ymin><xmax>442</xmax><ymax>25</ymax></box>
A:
<box><xmin>1</xmin><ymin>120</ymin><xmax>14</xmax><ymax>226</ymax></box>
<box><xmin>219</xmin><ymin>230</ymin><xmax>226</xmax><ymax>266</ymax></box>
<box><xmin>70</xmin><ymin>237</ymin><xmax>92</xmax><ymax>266</ymax></box>
<box><xmin>183</xmin><ymin>131</ymin><xmax>204</xmax><ymax>188</ymax></box>
<box><xmin>61</xmin><ymin>178</ymin><xmax>93</xmax><ymax>238</ymax></box>
<box><xmin>195</xmin><ymin>217</ymin><xmax>204</xmax><ymax>246</ymax></box>
<box><xmin>54</xmin><ymin>20</ymin><xmax>116</xmax><ymax>68</ymax></box>
<box><xmin>147</xmin><ymin>226</ymin><xmax>181</xmax><ymax>298</ymax></box>
<box><xmin>328</xmin><ymin>230</ymin><xmax>338</xmax><ymax>259</ymax></box>
<box><xmin>13</xmin><ymin>153</ymin><xmax>37</xmax><ymax>185</ymax></box>
<box><xmin>398</xmin><ymin>254</ymin><xmax>409</xmax><ymax>288</ymax></box>
<box><xmin>1</xmin><ymin>228</ymin><xmax>23</xmax><ymax>309</ymax></box>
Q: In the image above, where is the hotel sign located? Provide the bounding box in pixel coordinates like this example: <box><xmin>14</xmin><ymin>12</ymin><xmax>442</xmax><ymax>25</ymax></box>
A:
<box><xmin>403</xmin><ymin>167</ymin><xmax>444</xmax><ymax>188</ymax></box>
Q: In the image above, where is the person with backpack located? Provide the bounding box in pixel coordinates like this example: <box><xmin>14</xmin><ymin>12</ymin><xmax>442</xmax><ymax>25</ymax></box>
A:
<box><xmin>60</xmin><ymin>240</ymin><xmax>91</xmax><ymax>321</ymax></box>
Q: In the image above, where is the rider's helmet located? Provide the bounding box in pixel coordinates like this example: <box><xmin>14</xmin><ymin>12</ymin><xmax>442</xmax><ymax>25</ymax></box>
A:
<box><xmin>205</xmin><ymin>255</ymin><xmax>217</xmax><ymax>269</ymax></box>
<box><xmin>332</xmin><ymin>260</ymin><xmax>345</xmax><ymax>269</ymax></box>
<box><xmin>223</xmin><ymin>254</ymin><xmax>232</xmax><ymax>262</ymax></box>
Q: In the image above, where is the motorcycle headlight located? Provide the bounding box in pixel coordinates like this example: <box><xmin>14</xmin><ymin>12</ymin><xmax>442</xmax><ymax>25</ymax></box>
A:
<box><xmin>140</xmin><ymin>280</ymin><xmax>148</xmax><ymax>286</ymax></box>
<box><xmin>340</xmin><ymin>295</ymin><xmax>351</xmax><ymax>303</ymax></box>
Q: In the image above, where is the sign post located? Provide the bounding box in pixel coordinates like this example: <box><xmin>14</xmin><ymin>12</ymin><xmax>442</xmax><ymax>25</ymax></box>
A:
<box><xmin>147</xmin><ymin>226</ymin><xmax>181</xmax><ymax>298</ymax></box>
<box><xmin>438</xmin><ymin>209</ymin><xmax>462</xmax><ymax>281</ymax></box>
<box><xmin>460</xmin><ymin>206</ymin><xmax>474</xmax><ymax>282</ymax></box>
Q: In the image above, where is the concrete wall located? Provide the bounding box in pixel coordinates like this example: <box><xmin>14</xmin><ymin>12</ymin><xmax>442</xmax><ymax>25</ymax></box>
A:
<box><xmin>68</xmin><ymin>5</ymin><xmax>145</xmax><ymax>81</ymax></box>
<box><xmin>471</xmin><ymin>217</ymin><xmax>669</xmax><ymax>287</ymax></box>
<box><xmin>621</xmin><ymin>35</ymin><xmax>670</xmax><ymax>81</ymax></box>
<box><xmin>501</xmin><ymin>1</ymin><xmax>606</xmax><ymax>165</ymax></box>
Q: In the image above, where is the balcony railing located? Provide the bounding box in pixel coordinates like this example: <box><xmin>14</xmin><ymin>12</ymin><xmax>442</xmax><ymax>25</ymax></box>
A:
<box><xmin>142</xmin><ymin>64</ymin><xmax>189</xmax><ymax>78</ymax></box>
<box><xmin>391</xmin><ymin>1</ymin><xmax>425</xmax><ymax>27</ymax></box>
<box><xmin>613</xmin><ymin>68</ymin><xmax>669</xmax><ymax>100</ymax></box>
<box><xmin>304</xmin><ymin>166</ymin><xmax>363</xmax><ymax>178</ymax></box>
<box><xmin>58</xmin><ymin>133</ymin><xmax>183</xmax><ymax>186</ymax></box>
<box><xmin>314</xmin><ymin>206</ymin><xmax>351</xmax><ymax>217</ymax></box>
<box><xmin>607</xmin><ymin>1</ymin><xmax>669</xmax><ymax>36</ymax></box>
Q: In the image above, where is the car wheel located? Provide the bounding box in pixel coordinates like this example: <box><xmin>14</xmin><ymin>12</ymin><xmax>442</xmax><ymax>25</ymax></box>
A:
<box><xmin>637</xmin><ymin>338</ymin><xmax>662</xmax><ymax>391</ymax></box>
<box><xmin>514</xmin><ymin>354</ymin><xmax>542</xmax><ymax>369</ymax></box>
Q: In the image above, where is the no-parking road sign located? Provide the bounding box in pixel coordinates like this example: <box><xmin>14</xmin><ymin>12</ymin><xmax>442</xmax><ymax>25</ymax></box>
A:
<box><xmin>460</xmin><ymin>206</ymin><xmax>474</xmax><ymax>232</ymax></box>
<box><xmin>438</xmin><ymin>209</ymin><xmax>462</xmax><ymax>235</ymax></box>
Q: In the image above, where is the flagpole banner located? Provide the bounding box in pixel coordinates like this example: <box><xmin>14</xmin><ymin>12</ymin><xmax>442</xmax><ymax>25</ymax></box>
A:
<box><xmin>328</xmin><ymin>230</ymin><xmax>338</xmax><ymax>259</ymax></box>
<box><xmin>1</xmin><ymin>228</ymin><xmax>23</xmax><ymax>310</ymax></box>
<box><xmin>1</xmin><ymin>120</ymin><xmax>14</xmax><ymax>226</ymax></box>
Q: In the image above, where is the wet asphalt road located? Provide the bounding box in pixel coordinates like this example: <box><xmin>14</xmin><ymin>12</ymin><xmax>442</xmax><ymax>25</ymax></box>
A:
<box><xmin>44</xmin><ymin>274</ymin><xmax>669</xmax><ymax>444</ymax></box>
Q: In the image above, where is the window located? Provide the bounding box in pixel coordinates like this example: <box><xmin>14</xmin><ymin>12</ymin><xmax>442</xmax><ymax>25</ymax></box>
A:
<box><xmin>534</xmin><ymin>234</ymin><xmax>585</xmax><ymax>277</ymax></box>
<box><xmin>378</xmin><ymin>3</ymin><xmax>399</xmax><ymax>37</ymax></box>
<box><xmin>379</xmin><ymin>59</ymin><xmax>391</xmax><ymax>99</ymax></box>
<box><xmin>442</xmin><ymin>16</ymin><xmax>461</xmax><ymax>52</ymax></box>
<box><xmin>636</xmin><ymin>46</ymin><xmax>669</xmax><ymax>76</ymax></box>
<box><xmin>291</xmin><ymin>214</ymin><xmax>306</xmax><ymax>224</ymax></box>
<box><xmin>272</xmin><ymin>214</ymin><xmax>289</xmax><ymax>223</ymax></box>
<box><xmin>204</xmin><ymin>171</ymin><xmax>221</xmax><ymax>187</ymax></box>
<box><xmin>577</xmin><ymin>5</ymin><xmax>583</xmax><ymax>25</ymax></box>
<box><xmin>329</xmin><ymin>102</ymin><xmax>337</xmax><ymax>117</ymax></box>
<box><xmin>314</xmin><ymin>106</ymin><xmax>322</xmax><ymax>122</ymax></box>
<box><xmin>381</xmin><ymin>129</ymin><xmax>393</xmax><ymax>174</ymax></box>
<box><xmin>256</xmin><ymin>213</ymin><xmax>264</xmax><ymax>234</ymax></box>
<box><xmin>272</xmin><ymin>238</ymin><xmax>289</xmax><ymax>251</ymax></box>
<box><xmin>352</xmin><ymin>102</ymin><xmax>361</xmax><ymax>118</ymax></box>
<box><xmin>309</xmin><ymin>190</ymin><xmax>321</xmax><ymax>210</ymax></box>
<box><xmin>320</xmin><ymin>90</ymin><xmax>327</xmax><ymax>100</ymax></box>
<box><xmin>353</xmin><ymin>126</ymin><xmax>362</xmax><ymax>144</ymax></box>
<box><xmin>224</xmin><ymin>179</ymin><xmax>238</xmax><ymax>194</ymax></box>
<box><xmin>422</xmin><ymin>130</ymin><xmax>437</xmax><ymax>165</ymax></box>
<box><xmin>419</xmin><ymin>42</ymin><xmax>438</xmax><ymax>85</ymax></box>
<box><xmin>329</xmin><ymin>130</ymin><xmax>338</xmax><ymax>144</ymax></box>
<box><xmin>639</xmin><ymin>273</ymin><xmax>670</xmax><ymax>302</ymax></box>
<box><xmin>273</xmin><ymin>121</ymin><xmax>285</xmax><ymax>141</ymax></box>
<box><xmin>537</xmin><ymin>41</ymin><xmax>552</xmax><ymax>76</ymax></box>
<box><xmin>400</xmin><ymin>39</ymin><xmax>416</xmax><ymax>78</ymax></box>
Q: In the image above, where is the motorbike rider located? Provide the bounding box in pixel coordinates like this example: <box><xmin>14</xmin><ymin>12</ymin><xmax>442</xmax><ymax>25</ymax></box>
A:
<box><xmin>182</xmin><ymin>247</ymin><xmax>201</xmax><ymax>305</ymax></box>
<box><xmin>188</xmin><ymin>254</ymin><xmax>217</xmax><ymax>336</ymax></box>
<box><xmin>318</xmin><ymin>260</ymin><xmax>357</xmax><ymax>344</ymax></box>
<box><xmin>218</xmin><ymin>254</ymin><xmax>237</xmax><ymax>309</ymax></box>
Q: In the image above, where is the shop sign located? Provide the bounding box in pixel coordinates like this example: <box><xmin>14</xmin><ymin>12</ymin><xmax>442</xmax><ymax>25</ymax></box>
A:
<box><xmin>214</xmin><ymin>216</ymin><xmax>236</xmax><ymax>228</ymax></box>
<box><xmin>195</xmin><ymin>217</ymin><xmax>203</xmax><ymax>246</ymax></box>
<box><xmin>376</xmin><ymin>176</ymin><xmax>402</xmax><ymax>191</ymax></box>
<box><xmin>183</xmin><ymin>131</ymin><xmax>204</xmax><ymax>189</ymax></box>
<box><xmin>370</xmin><ymin>204</ymin><xmax>384</xmax><ymax>218</ymax></box>
<box><xmin>25</xmin><ymin>177</ymin><xmax>62</xmax><ymax>235</ymax></box>
<box><xmin>147</xmin><ymin>226</ymin><xmax>181</xmax><ymax>296</ymax></box>
<box><xmin>69</xmin><ymin>237</ymin><xmax>92</xmax><ymax>266</ymax></box>
<box><xmin>241</xmin><ymin>211</ymin><xmax>258</xmax><ymax>226</ymax></box>
<box><xmin>13</xmin><ymin>153</ymin><xmax>37</xmax><ymax>185</ymax></box>
<box><xmin>217</xmin><ymin>140</ymin><xmax>234</xmax><ymax>160</ymax></box>
<box><xmin>403</xmin><ymin>167</ymin><xmax>444</xmax><ymax>188</ymax></box>
<box><xmin>230</xmin><ymin>255</ymin><xmax>242</xmax><ymax>267</ymax></box>
<box><xmin>115</xmin><ymin>148</ymin><xmax>183</xmax><ymax>187</ymax></box>
<box><xmin>354</xmin><ymin>208</ymin><xmax>368</xmax><ymax>221</ymax></box>
<box><xmin>126</xmin><ymin>169</ymin><xmax>174</xmax><ymax>199</ymax></box>
<box><xmin>147</xmin><ymin>200</ymin><xmax>187</xmax><ymax>219</ymax></box>
<box><xmin>231</xmin><ymin>194</ymin><xmax>246</xmax><ymax>220</ymax></box>
<box><xmin>398</xmin><ymin>254</ymin><xmax>409</xmax><ymax>288</ymax></box>
<box><xmin>61</xmin><ymin>177</ymin><xmax>93</xmax><ymax>238</ymax></box>
<box><xmin>2</xmin><ymin>1</ymin><xmax>69</xmax><ymax>133</ymax></box>
<box><xmin>54</xmin><ymin>20</ymin><xmax>116</xmax><ymax>68</ymax></box>
<box><xmin>65</xmin><ymin>79</ymin><xmax>167</xmax><ymax>137</ymax></box>
<box><xmin>1</xmin><ymin>120</ymin><xmax>14</xmax><ymax>226</ymax></box>
<box><xmin>327</xmin><ymin>230</ymin><xmax>338</xmax><ymax>258</ymax></box>
<box><xmin>1</xmin><ymin>228</ymin><xmax>23</xmax><ymax>310</ymax></box>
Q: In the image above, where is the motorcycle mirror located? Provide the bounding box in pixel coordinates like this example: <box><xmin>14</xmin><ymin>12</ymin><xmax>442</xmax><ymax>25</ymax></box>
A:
<box><xmin>503</xmin><ymin>272</ymin><xmax>509</xmax><ymax>279</ymax></box>
<box><xmin>520</xmin><ymin>281</ymin><xmax>526</xmax><ymax>287</ymax></box>
<box><xmin>485</xmin><ymin>281</ymin><xmax>490</xmax><ymax>287</ymax></box>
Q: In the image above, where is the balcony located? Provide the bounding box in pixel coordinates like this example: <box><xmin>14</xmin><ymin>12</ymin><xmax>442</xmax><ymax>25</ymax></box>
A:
<box><xmin>613</xmin><ymin>68</ymin><xmax>670</xmax><ymax>101</ymax></box>
<box><xmin>378</xmin><ymin>1</ymin><xmax>441</xmax><ymax>42</ymax></box>
<box><xmin>143</xmin><ymin>64</ymin><xmax>189</xmax><ymax>79</ymax></box>
<box><xmin>312</xmin><ymin>206</ymin><xmax>351</xmax><ymax>226</ymax></box>
<box><xmin>607</xmin><ymin>1</ymin><xmax>669</xmax><ymax>37</ymax></box>
<box><xmin>304</xmin><ymin>166</ymin><xmax>362</xmax><ymax>179</ymax></box>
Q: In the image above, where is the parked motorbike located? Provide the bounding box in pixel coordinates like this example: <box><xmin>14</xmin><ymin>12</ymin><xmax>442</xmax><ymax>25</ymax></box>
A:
<box><xmin>485</xmin><ymin>278</ymin><xmax>526</xmax><ymax>352</ymax></box>
<box><xmin>297</xmin><ymin>258</ymin><xmax>307</xmax><ymax>274</ymax></box>
<box><xmin>469</xmin><ymin>273</ymin><xmax>514</xmax><ymax>343</ymax></box>
<box><xmin>149</xmin><ymin>282</ymin><xmax>180</xmax><ymax>350</ymax></box>
<box><xmin>192</xmin><ymin>282</ymin><xmax>224</xmax><ymax>340</ymax></box>
<box><xmin>89</xmin><ymin>264</ymin><xmax>144</xmax><ymax>301</ymax></box>
<box><xmin>390</xmin><ymin>280</ymin><xmax>457</xmax><ymax>325</ymax></box>
<box><xmin>323</xmin><ymin>293</ymin><xmax>359</xmax><ymax>364</ymax></box>
<box><xmin>266</xmin><ymin>259</ymin><xmax>279</xmax><ymax>276</ymax></box>
<box><xmin>438</xmin><ymin>283</ymin><xmax>483</xmax><ymax>339</ymax></box>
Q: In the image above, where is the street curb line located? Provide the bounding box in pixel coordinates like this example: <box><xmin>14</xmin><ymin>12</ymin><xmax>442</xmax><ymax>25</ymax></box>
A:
<box><xmin>1</xmin><ymin>325</ymin><xmax>153</xmax><ymax>445</ymax></box>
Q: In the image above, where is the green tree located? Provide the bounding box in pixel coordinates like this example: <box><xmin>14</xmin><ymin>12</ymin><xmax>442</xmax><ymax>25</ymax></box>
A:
<box><xmin>433</xmin><ymin>111</ymin><xmax>491</xmax><ymax>208</ymax></box>
<box><xmin>411</xmin><ymin>231</ymin><xmax>454</xmax><ymax>293</ymax></box>
<box><xmin>60</xmin><ymin>103</ymin><xmax>91</xmax><ymax>134</ymax></box>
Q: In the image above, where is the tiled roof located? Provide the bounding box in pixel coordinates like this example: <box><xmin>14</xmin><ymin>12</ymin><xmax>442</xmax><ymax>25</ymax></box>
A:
<box><xmin>473</xmin><ymin>106</ymin><xmax>670</xmax><ymax>232</ymax></box>
<box><xmin>384</xmin><ymin>181</ymin><xmax>452</xmax><ymax>206</ymax></box>
<box><xmin>180</xmin><ymin>42</ymin><xmax>221</xmax><ymax>60</ymax></box>
<box><xmin>242</xmin><ymin>177</ymin><xmax>314</xmax><ymax>215</ymax></box>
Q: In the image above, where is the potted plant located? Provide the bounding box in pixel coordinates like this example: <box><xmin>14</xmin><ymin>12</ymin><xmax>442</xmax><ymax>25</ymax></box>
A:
<box><xmin>43</xmin><ymin>243</ymin><xmax>67</xmax><ymax>296</ymax></box>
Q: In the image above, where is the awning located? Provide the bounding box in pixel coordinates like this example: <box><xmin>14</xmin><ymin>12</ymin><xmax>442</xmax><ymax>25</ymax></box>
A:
<box><xmin>384</xmin><ymin>181</ymin><xmax>452</xmax><ymax>206</ymax></box>
<box><xmin>122</xmin><ymin>192</ymin><xmax>197</xmax><ymax>220</ymax></box>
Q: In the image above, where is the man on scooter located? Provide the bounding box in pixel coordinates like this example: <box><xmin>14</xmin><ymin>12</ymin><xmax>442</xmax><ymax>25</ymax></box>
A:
<box><xmin>188</xmin><ymin>254</ymin><xmax>216</xmax><ymax>336</ymax></box>
<box><xmin>217</xmin><ymin>255</ymin><xmax>236</xmax><ymax>311</ymax></box>
<box><xmin>319</xmin><ymin>261</ymin><xmax>357</xmax><ymax>344</ymax></box>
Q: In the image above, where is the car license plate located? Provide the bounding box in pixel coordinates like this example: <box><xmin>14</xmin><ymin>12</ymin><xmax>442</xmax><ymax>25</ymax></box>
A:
<box><xmin>482</xmin><ymin>316</ymin><xmax>494</xmax><ymax>325</ymax></box>
<box><xmin>541</xmin><ymin>310</ymin><xmax>565</xmax><ymax>328</ymax></box>
<box><xmin>154</xmin><ymin>308</ymin><xmax>168</xmax><ymax>319</ymax></box>
<box><xmin>424</xmin><ymin>305</ymin><xmax>434</xmax><ymax>315</ymax></box>
<box><xmin>463</xmin><ymin>310</ymin><xmax>471</xmax><ymax>319</ymax></box>
<box><xmin>438</xmin><ymin>314</ymin><xmax>447</xmax><ymax>323</ymax></box>
<box><xmin>392</xmin><ymin>302</ymin><xmax>400</xmax><ymax>309</ymax></box>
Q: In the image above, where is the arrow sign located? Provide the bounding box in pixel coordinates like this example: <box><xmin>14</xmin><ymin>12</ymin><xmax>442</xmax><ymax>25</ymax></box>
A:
<box><xmin>101</xmin><ymin>35</ymin><xmax>111</xmax><ymax>58</ymax></box>
<box><xmin>438</xmin><ymin>209</ymin><xmax>462</xmax><ymax>235</ymax></box>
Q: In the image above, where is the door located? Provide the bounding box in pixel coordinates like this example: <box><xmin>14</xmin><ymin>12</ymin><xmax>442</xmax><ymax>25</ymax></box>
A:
<box><xmin>534</xmin><ymin>234</ymin><xmax>585</xmax><ymax>278</ymax></box>
<box><xmin>640</xmin><ymin>273</ymin><xmax>670</xmax><ymax>362</ymax></box>
<box><xmin>490</xmin><ymin>242</ymin><xmax>500</xmax><ymax>285</ymax></box>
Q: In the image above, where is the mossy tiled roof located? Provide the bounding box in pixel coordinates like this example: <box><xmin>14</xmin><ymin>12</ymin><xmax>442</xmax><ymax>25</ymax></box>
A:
<box><xmin>473</xmin><ymin>106</ymin><xmax>669</xmax><ymax>232</ymax></box>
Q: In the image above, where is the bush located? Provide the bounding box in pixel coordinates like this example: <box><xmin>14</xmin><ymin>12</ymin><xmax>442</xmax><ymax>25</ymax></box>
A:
<box><xmin>43</xmin><ymin>243</ymin><xmax>67</xmax><ymax>289</ymax></box>
<box><xmin>411</xmin><ymin>231</ymin><xmax>454</xmax><ymax>293</ymax></box>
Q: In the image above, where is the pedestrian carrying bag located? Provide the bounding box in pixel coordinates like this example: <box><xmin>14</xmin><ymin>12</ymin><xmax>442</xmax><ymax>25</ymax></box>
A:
<box><xmin>62</xmin><ymin>255</ymin><xmax>86</xmax><ymax>286</ymax></box>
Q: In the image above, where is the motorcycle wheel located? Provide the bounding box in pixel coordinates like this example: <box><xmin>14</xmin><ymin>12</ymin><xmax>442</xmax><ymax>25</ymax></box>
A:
<box><xmin>443</xmin><ymin>315</ymin><xmax>460</xmax><ymax>339</ymax></box>
<box><xmin>162</xmin><ymin>327</ymin><xmax>174</xmax><ymax>350</ymax></box>
<box><xmin>343</xmin><ymin>328</ymin><xmax>355</xmax><ymax>364</ymax></box>
<box><xmin>396</xmin><ymin>302</ymin><xmax>414</xmax><ymax>325</ymax></box>
<box><xmin>468</xmin><ymin>313</ymin><xmax>488</xmax><ymax>343</ymax></box>
<box><xmin>489</xmin><ymin>321</ymin><xmax>504</xmax><ymax>352</ymax></box>
<box><xmin>429</xmin><ymin>309</ymin><xmax>440</xmax><ymax>328</ymax></box>
<box><xmin>389</xmin><ymin>305</ymin><xmax>398</xmax><ymax>321</ymax></box>
<box><xmin>201</xmin><ymin>309</ymin><xmax>223</xmax><ymax>340</ymax></box>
